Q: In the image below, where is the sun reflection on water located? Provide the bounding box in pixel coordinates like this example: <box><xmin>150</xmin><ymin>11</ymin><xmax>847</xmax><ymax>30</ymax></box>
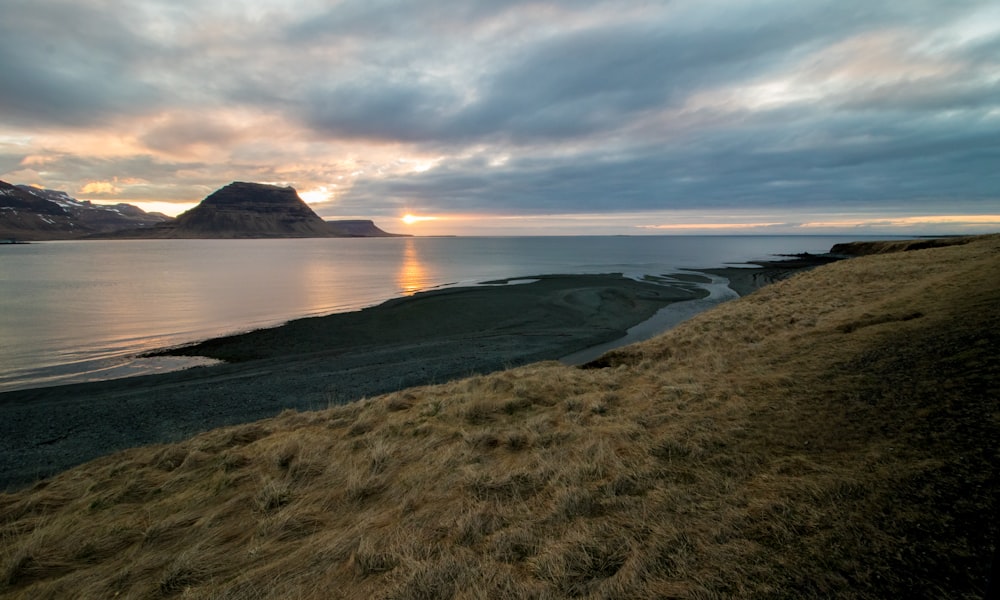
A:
<box><xmin>397</xmin><ymin>238</ymin><xmax>427</xmax><ymax>295</ymax></box>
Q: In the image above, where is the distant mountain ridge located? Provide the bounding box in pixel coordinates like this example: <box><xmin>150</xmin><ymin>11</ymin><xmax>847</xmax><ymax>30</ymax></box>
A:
<box><xmin>0</xmin><ymin>180</ymin><xmax>170</xmax><ymax>240</ymax></box>
<box><xmin>0</xmin><ymin>180</ymin><xmax>407</xmax><ymax>240</ymax></box>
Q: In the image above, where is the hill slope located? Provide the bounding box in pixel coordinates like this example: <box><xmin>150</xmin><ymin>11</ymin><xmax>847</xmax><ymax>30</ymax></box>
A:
<box><xmin>1</xmin><ymin>235</ymin><xmax>997</xmax><ymax>598</ymax></box>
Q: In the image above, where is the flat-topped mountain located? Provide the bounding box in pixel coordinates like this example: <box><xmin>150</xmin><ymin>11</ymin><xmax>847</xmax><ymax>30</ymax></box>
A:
<box><xmin>0</xmin><ymin>180</ymin><xmax>170</xmax><ymax>241</ymax></box>
<box><xmin>170</xmin><ymin>182</ymin><xmax>333</xmax><ymax>238</ymax></box>
<box><xmin>100</xmin><ymin>182</ymin><xmax>406</xmax><ymax>239</ymax></box>
<box><xmin>327</xmin><ymin>219</ymin><xmax>401</xmax><ymax>237</ymax></box>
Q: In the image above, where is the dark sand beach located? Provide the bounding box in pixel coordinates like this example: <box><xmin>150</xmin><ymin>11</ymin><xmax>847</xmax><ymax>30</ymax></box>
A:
<box><xmin>0</xmin><ymin>258</ymin><xmax>834</xmax><ymax>490</ymax></box>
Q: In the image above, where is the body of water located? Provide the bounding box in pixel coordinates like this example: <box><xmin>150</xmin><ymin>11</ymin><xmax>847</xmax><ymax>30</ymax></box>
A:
<box><xmin>0</xmin><ymin>235</ymin><xmax>880</xmax><ymax>391</ymax></box>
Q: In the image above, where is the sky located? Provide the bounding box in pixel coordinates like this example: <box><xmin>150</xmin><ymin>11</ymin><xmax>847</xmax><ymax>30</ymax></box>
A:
<box><xmin>1</xmin><ymin>0</ymin><xmax>999</xmax><ymax>236</ymax></box>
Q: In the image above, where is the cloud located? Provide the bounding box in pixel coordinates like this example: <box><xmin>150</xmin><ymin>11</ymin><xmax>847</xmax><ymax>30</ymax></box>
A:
<box><xmin>0</xmin><ymin>0</ymin><xmax>997</xmax><ymax>231</ymax></box>
<box><xmin>0</xmin><ymin>1</ymin><xmax>169</xmax><ymax>128</ymax></box>
<box><xmin>292</xmin><ymin>3</ymin><xmax>835</xmax><ymax>144</ymax></box>
<box><xmin>300</xmin><ymin>80</ymin><xmax>464</xmax><ymax>142</ymax></box>
<box><xmin>139</xmin><ymin>112</ymin><xmax>248</xmax><ymax>157</ymax></box>
<box><xmin>80</xmin><ymin>180</ymin><xmax>122</xmax><ymax>195</ymax></box>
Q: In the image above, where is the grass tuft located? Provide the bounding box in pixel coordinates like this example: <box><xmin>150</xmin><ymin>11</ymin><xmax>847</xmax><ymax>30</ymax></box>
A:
<box><xmin>254</xmin><ymin>479</ymin><xmax>292</xmax><ymax>514</ymax></box>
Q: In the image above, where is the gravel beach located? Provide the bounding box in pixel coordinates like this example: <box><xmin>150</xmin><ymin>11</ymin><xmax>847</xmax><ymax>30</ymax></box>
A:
<box><xmin>0</xmin><ymin>257</ymin><xmax>837</xmax><ymax>490</ymax></box>
<box><xmin>0</xmin><ymin>274</ymin><xmax>702</xmax><ymax>489</ymax></box>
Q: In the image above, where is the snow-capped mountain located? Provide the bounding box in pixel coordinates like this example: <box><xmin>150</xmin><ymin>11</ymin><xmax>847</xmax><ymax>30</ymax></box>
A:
<box><xmin>0</xmin><ymin>180</ymin><xmax>172</xmax><ymax>240</ymax></box>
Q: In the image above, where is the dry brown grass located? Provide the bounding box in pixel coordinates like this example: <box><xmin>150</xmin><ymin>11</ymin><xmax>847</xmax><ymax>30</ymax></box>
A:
<box><xmin>1</xmin><ymin>234</ymin><xmax>998</xmax><ymax>599</ymax></box>
<box><xmin>831</xmin><ymin>235</ymin><xmax>976</xmax><ymax>255</ymax></box>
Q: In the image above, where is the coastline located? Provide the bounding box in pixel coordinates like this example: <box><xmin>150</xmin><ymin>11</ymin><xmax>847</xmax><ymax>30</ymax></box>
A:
<box><xmin>701</xmin><ymin>252</ymin><xmax>844</xmax><ymax>296</ymax></box>
<box><xmin>0</xmin><ymin>274</ymin><xmax>697</xmax><ymax>490</ymax></box>
<box><xmin>2</xmin><ymin>237</ymin><xmax>995</xmax><ymax>597</ymax></box>
<box><xmin>0</xmin><ymin>254</ymin><xmax>838</xmax><ymax>490</ymax></box>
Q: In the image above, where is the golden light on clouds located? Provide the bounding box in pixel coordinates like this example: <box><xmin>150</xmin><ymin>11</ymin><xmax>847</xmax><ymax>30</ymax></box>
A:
<box><xmin>90</xmin><ymin>200</ymin><xmax>198</xmax><ymax>217</ymax></box>
<box><xmin>638</xmin><ymin>222</ymin><xmax>786</xmax><ymax>230</ymax></box>
<box><xmin>299</xmin><ymin>186</ymin><xmax>336</xmax><ymax>204</ymax></box>
<box><xmin>632</xmin><ymin>213</ymin><xmax>1000</xmax><ymax>234</ymax></box>
<box><xmin>0</xmin><ymin>3</ymin><xmax>994</xmax><ymax>235</ymax></box>
<box><xmin>401</xmin><ymin>158</ymin><xmax>439</xmax><ymax>173</ymax></box>
<box><xmin>80</xmin><ymin>180</ymin><xmax>122</xmax><ymax>195</ymax></box>
<box><xmin>20</xmin><ymin>155</ymin><xmax>57</xmax><ymax>167</ymax></box>
<box><xmin>77</xmin><ymin>176</ymin><xmax>151</xmax><ymax>197</ymax></box>
<box><xmin>401</xmin><ymin>214</ymin><xmax>440</xmax><ymax>225</ymax></box>
<box><xmin>798</xmin><ymin>215</ymin><xmax>1000</xmax><ymax>228</ymax></box>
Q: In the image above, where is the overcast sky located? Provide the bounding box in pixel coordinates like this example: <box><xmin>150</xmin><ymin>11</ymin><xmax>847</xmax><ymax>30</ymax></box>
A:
<box><xmin>2</xmin><ymin>0</ymin><xmax>998</xmax><ymax>235</ymax></box>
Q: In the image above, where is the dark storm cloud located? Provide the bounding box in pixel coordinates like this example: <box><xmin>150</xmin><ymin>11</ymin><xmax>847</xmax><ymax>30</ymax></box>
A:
<box><xmin>294</xmin><ymin>3</ymin><xmax>838</xmax><ymax>143</ymax></box>
<box><xmin>337</xmin><ymin>102</ymin><xmax>1000</xmax><ymax>217</ymax></box>
<box><xmin>282</xmin><ymin>0</ymin><xmax>1000</xmax><ymax>234</ymax></box>
<box><xmin>290</xmin><ymin>0</ymin><xmax>989</xmax><ymax>143</ymax></box>
<box><xmin>297</xmin><ymin>0</ymin><xmax>999</xmax><ymax>219</ymax></box>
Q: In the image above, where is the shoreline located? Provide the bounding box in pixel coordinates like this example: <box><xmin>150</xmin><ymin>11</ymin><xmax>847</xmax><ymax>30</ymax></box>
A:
<box><xmin>560</xmin><ymin>271</ymin><xmax>737</xmax><ymax>365</ymax></box>
<box><xmin>0</xmin><ymin>255</ymin><xmax>838</xmax><ymax>490</ymax></box>
<box><xmin>0</xmin><ymin>273</ymin><xmax>698</xmax><ymax>490</ymax></box>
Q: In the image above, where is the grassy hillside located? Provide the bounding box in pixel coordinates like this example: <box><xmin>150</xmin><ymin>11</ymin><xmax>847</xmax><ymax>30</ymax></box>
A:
<box><xmin>1</xmin><ymin>235</ymin><xmax>998</xmax><ymax>599</ymax></box>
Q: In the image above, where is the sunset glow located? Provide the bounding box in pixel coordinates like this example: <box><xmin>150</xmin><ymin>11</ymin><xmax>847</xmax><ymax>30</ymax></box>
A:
<box><xmin>80</xmin><ymin>181</ymin><xmax>123</xmax><ymax>195</ymax></box>
<box><xmin>639</xmin><ymin>222</ymin><xmax>787</xmax><ymax>231</ymax></box>
<box><xmin>401</xmin><ymin>214</ymin><xmax>439</xmax><ymax>225</ymax></box>
<box><xmin>0</xmin><ymin>1</ymin><xmax>996</xmax><ymax>235</ymax></box>
<box><xmin>299</xmin><ymin>187</ymin><xmax>335</xmax><ymax>205</ymax></box>
<box><xmin>90</xmin><ymin>200</ymin><xmax>199</xmax><ymax>217</ymax></box>
<box><xmin>798</xmin><ymin>215</ymin><xmax>1000</xmax><ymax>228</ymax></box>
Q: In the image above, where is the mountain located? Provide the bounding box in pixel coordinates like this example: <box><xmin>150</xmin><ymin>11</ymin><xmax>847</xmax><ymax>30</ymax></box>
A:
<box><xmin>2</xmin><ymin>180</ymin><xmax>407</xmax><ymax>240</ymax></box>
<box><xmin>327</xmin><ymin>219</ymin><xmax>402</xmax><ymax>237</ymax></box>
<box><xmin>0</xmin><ymin>180</ymin><xmax>170</xmax><ymax>241</ymax></box>
<box><xmin>167</xmin><ymin>182</ymin><xmax>333</xmax><ymax>238</ymax></box>
<box><xmin>104</xmin><ymin>182</ymin><xmax>406</xmax><ymax>238</ymax></box>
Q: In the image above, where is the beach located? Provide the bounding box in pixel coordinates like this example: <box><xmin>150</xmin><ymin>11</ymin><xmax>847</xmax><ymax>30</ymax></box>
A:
<box><xmin>0</xmin><ymin>258</ymin><xmax>832</xmax><ymax>490</ymax></box>
<box><xmin>0</xmin><ymin>273</ymin><xmax>692</xmax><ymax>489</ymax></box>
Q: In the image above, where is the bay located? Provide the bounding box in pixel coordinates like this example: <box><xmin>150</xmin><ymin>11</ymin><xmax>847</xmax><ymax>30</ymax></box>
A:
<box><xmin>0</xmin><ymin>235</ymin><xmax>881</xmax><ymax>391</ymax></box>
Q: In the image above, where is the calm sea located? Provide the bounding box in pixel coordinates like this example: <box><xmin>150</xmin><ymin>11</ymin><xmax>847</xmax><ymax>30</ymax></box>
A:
<box><xmin>0</xmin><ymin>235</ymin><xmax>880</xmax><ymax>391</ymax></box>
